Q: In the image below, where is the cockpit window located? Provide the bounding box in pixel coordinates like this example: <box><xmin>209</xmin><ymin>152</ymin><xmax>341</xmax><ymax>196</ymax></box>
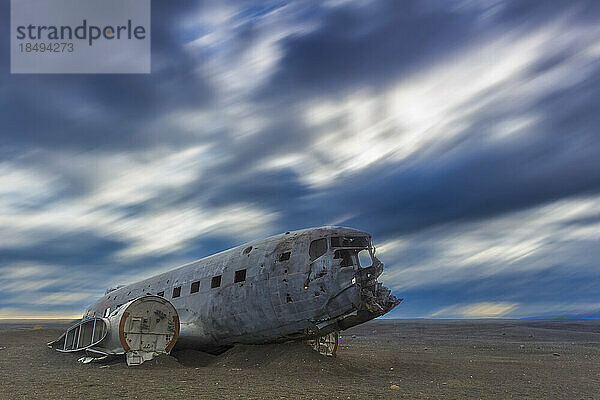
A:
<box><xmin>358</xmin><ymin>249</ymin><xmax>372</xmax><ymax>267</ymax></box>
<box><xmin>333</xmin><ymin>249</ymin><xmax>363</xmax><ymax>267</ymax></box>
<box><xmin>309</xmin><ymin>238</ymin><xmax>328</xmax><ymax>261</ymax></box>
<box><xmin>331</xmin><ymin>236</ymin><xmax>369</xmax><ymax>248</ymax></box>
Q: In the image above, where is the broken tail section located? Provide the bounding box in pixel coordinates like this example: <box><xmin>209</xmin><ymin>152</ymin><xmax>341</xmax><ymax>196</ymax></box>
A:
<box><xmin>48</xmin><ymin>295</ymin><xmax>180</xmax><ymax>365</ymax></box>
<box><xmin>48</xmin><ymin>317</ymin><xmax>108</xmax><ymax>353</ymax></box>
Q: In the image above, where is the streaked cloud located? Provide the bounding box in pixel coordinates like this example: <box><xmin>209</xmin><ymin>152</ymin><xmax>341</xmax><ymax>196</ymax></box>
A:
<box><xmin>430</xmin><ymin>301</ymin><xmax>600</xmax><ymax>319</ymax></box>
<box><xmin>380</xmin><ymin>194</ymin><xmax>600</xmax><ymax>293</ymax></box>
<box><xmin>431</xmin><ymin>302</ymin><xmax>518</xmax><ymax>318</ymax></box>
<box><xmin>1</xmin><ymin>0</ymin><xmax>599</xmax><ymax>318</ymax></box>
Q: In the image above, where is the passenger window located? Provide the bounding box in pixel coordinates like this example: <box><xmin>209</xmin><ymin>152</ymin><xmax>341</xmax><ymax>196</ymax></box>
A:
<box><xmin>309</xmin><ymin>238</ymin><xmax>328</xmax><ymax>261</ymax></box>
<box><xmin>172</xmin><ymin>286</ymin><xmax>181</xmax><ymax>298</ymax></box>
<box><xmin>234</xmin><ymin>269</ymin><xmax>246</xmax><ymax>283</ymax></box>
<box><xmin>190</xmin><ymin>281</ymin><xmax>200</xmax><ymax>294</ymax></box>
<box><xmin>279</xmin><ymin>252</ymin><xmax>291</xmax><ymax>261</ymax></box>
<box><xmin>211</xmin><ymin>275</ymin><xmax>222</xmax><ymax>288</ymax></box>
<box><xmin>157</xmin><ymin>291</ymin><xmax>164</xmax><ymax>297</ymax></box>
<box><xmin>104</xmin><ymin>307</ymin><xmax>111</xmax><ymax>317</ymax></box>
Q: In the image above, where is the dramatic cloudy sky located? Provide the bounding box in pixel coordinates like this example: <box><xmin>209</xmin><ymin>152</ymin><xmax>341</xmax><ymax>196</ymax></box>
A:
<box><xmin>1</xmin><ymin>0</ymin><xmax>599</xmax><ymax>318</ymax></box>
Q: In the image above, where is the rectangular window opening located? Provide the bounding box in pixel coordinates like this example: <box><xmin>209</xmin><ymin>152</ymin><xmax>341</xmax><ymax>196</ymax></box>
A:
<box><xmin>278</xmin><ymin>251</ymin><xmax>291</xmax><ymax>261</ymax></box>
<box><xmin>172</xmin><ymin>286</ymin><xmax>181</xmax><ymax>298</ymax></box>
<box><xmin>234</xmin><ymin>269</ymin><xmax>247</xmax><ymax>283</ymax></box>
<box><xmin>331</xmin><ymin>236</ymin><xmax>370</xmax><ymax>248</ymax></box>
<box><xmin>334</xmin><ymin>249</ymin><xmax>356</xmax><ymax>267</ymax></box>
<box><xmin>190</xmin><ymin>281</ymin><xmax>200</xmax><ymax>294</ymax></box>
<box><xmin>309</xmin><ymin>238</ymin><xmax>328</xmax><ymax>261</ymax></box>
<box><xmin>211</xmin><ymin>275</ymin><xmax>221</xmax><ymax>288</ymax></box>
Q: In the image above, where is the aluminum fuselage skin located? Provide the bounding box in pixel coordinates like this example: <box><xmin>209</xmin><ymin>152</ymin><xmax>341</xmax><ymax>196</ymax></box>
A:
<box><xmin>84</xmin><ymin>227</ymin><xmax>400</xmax><ymax>351</ymax></box>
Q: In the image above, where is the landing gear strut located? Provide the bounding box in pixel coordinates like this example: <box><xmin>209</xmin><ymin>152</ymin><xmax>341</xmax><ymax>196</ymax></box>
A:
<box><xmin>307</xmin><ymin>331</ymin><xmax>338</xmax><ymax>356</ymax></box>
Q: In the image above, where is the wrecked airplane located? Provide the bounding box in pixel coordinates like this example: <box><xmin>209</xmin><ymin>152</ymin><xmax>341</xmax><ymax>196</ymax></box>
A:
<box><xmin>49</xmin><ymin>226</ymin><xmax>402</xmax><ymax>365</ymax></box>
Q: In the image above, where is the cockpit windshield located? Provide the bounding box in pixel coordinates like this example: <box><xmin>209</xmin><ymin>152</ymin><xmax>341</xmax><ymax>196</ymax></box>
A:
<box><xmin>330</xmin><ymin>236</ymin><xmax>370</xmax><ymax>248</ymax></box>
<box><xmin>330</xmin><ymin>236</ymin><xmax>372</xmax><ymax>268</ymax></box>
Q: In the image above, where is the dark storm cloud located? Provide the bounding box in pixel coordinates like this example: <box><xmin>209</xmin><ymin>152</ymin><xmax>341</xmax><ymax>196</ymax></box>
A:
<box><xmin>179</xmin><ymin>234</ymin><xmax>242</xmax><ymax>261</ymax></box>
<box><xmin>327</xmin><ymin>128</ymin><xmax>600</xmax><ymax>239</ymax></box>
<box><xmin>170</xmin><ymin>0</ymin><xmax>600</xmax><ymax>240</ymax></box>
<box><xmin>0</xmin><ymin>230</ymin><xmax>127</xmax><ymax>267</ymax></box>
<box><xmin>396</xmin><ymin>265</ymin><xmax>600</xmax><ymax>318</ymax></box>
<box><xmin>261</xmin><ymin>1</ymin><xmax>481</xmax><ymax>98</ymax></box>
<box><xmin>0</xmin><ymin>0</ymin><xmax>213</xmax><ymax>151</ymax></box>
<box><xmin>261</xmin><ymin>24</ymin><xmax>600</xmax><ymax>239</ymax></box>
<box><xmin>177</xmin><ymin>59</ymin><xmax>600</xmax><ymax>241</ymax></box>
<box><xmin>348</xmin><ymin>73</ymin><xmax>600</xmax><ymax>239</ymax></box>
<box><xmin>495</xmin><ymin>0</ymin><xmax>600</xmax><ymax>26</ymax></box>
<box><xmin>202</xmin><ymin>168</ymin><xmax>310</xmax><ymax>209</ymax></box>
<box><xmin>261</xmin><ymin>0</ymin><xmax>600</xmax><ymax>101</ymax></box>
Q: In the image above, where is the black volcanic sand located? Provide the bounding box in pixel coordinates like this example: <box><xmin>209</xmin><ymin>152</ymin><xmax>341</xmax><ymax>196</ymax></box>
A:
<box><xmin>0</xmin><ymin>319</ymin><xmax>599</xmax><ymax>399</ymax></box>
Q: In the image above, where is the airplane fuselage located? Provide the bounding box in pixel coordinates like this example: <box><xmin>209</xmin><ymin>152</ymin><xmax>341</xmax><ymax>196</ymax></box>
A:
<box><xmin>83</xmin><ymin>226</ymin><xmax>401</xmax><ymax>351</ymax></box>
